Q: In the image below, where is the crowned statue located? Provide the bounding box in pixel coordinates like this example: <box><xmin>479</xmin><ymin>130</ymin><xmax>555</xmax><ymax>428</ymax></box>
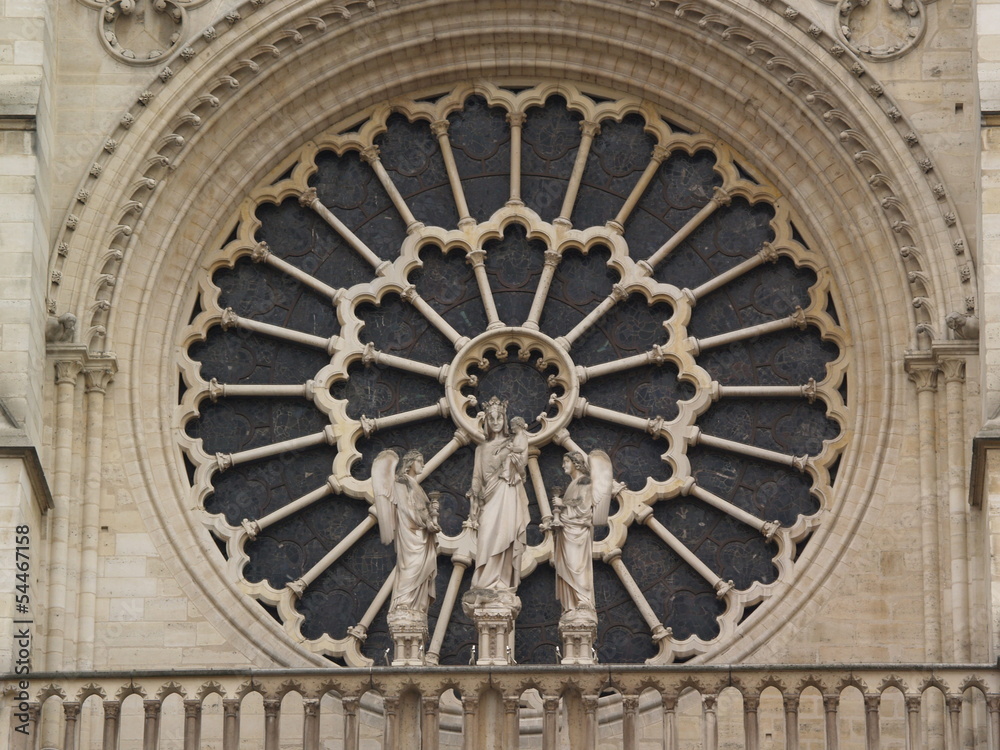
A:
<box><xmin>461</xmin><ymin>396</ymin><xmax>530</xmax><ymax>664</ymax></box>
<box><xmin>467</xmin><ymin>397</ymin><xmax>530</xmax><ymax>595</ymax></box>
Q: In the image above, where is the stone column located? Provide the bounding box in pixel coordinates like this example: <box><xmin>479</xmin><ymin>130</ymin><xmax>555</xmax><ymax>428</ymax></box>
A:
<box><xmin>704</xmin><ymin>695</ymin><xmax>719</xmax><ymax>750</ymax></box>
<box><xmin>382</xmin><ymin>696</ymin><xmax>398</xmax><ymax>750</ymax></box>
<box><xmin>940</xmin><ymin>357</ymin><xmax>971</xmax><ymax>660</ymax></box>
<box><xmin>44</xmin><ymin>356</ymin><xmax>82</xmax><ymax>671</ymax></box>
<box><xmin>784</xmin><ymin>694</ymin><xmax>799</xmax><ymax>750</ymax></box>
<box><xmin>945</xmin><ymin>695</ymin><xmax>962</xmax><ymax>750</ymax></box>
<box><xmin>503</xmin><ymin>695</ymin><xmax>520</xmax><ymax>750</ymax></box>
<box><xmin>864</xmin><ymin>694</ymin><xmax>881</xmax><ymax>750</ymax></box>
<box><xmin>744</xmin><ymin>695</ymin><xmax>760</xmax><ymax>750</ymax></box>
<box><xmin>76</xmin><ymin>360</ymin><xmax>116</xmax><ymax>669</ymax></box>
<box><xmin>102</xmin><ymin>701</ymin><xmax>120</xmax><ymax>750</ymax></box>
<box><xmin>422</xmin><ymin>695</ymin><xmax>440</xmax><ymax>750</ymax></box>
<box><xmin>824</xmin><ymin>694</ymin><xmax>840</xmax><ymax>750</ymax></box>
<box><xmin>905</xmin><ymin>694</ymin><xmax>922</xmax><ymax>750</ymax></box>
<box><xmin>622</xmin><ymin>695</ymin><xmax>639</xmax><ymax>750</ymax></box>
<box><xmin>222</xmin><ymin>698</ymin><xmax>240</xmax><ymax>750</ymax></box>
<box><xmin>582</xmin><ymin>695</ymin><xmax>598</xmax><ymax>750</ymax></box>
<box><xmin>906</xmin><ymin>358</ymin><xmax>943</xmax><ymax>659</ymax></box>
<box><xmin>62</xmin><ymin>702</ymin><xmax>80</xmax><ymax>750</ymax></box>
<box><xmin>142</xmin><ymin>699</ymin><xmax>161</xmax><ymax>750</ymax></box>
<box><xmin>302</xmin><ymin>698</ymin><xmax>319</xmax><ymax>750</ymax></box>
<box><xmin>985</xmin><ymin>696</ymin><xmax>1000</xmax><ymax>750</ymax></box>
<box><xmin>663</xmin><ymin>695</ymin><xmax>679</xmax><ymax>750</ymax></box>
<box><xmin>342</xmin><ymin>696</ymin><xmax>360</xmax><ymax>750</ymax></box>
<box><xmin>263</xmin><ymin>698</ymin><xmax>281</xmax><ymax>750</ymax></box>
<box><xmin>462</xmin><ymin>694</ymin><xmax>480</xmax><ymax>750</ymax></box>
<box><xmin>541</xmin><ymin>695</ymin><xmax>560</xmax><ymax>750</ymax></box>
<box><xmin>182</xmin><ymin>699</ymin><xmax>201</xmax><ymax>750</ymax></box>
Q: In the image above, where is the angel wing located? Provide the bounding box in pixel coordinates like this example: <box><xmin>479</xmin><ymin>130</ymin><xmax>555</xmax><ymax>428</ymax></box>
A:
<box><xmin>588</xmin><ymin>449</ymin><xmax>617</xmax><ymax>526</ymax></box>
<box><xmin>372</xmin><ymin>450</ymin><xmax>399</xmax><ymax>545</ymax></box>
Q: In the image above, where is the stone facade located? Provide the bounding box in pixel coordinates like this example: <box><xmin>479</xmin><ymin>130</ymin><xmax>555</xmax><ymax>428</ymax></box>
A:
<box><xmin>1</xmin><ymin>0</ymin><xmax>998</xmax><ymax>746</ymax></box>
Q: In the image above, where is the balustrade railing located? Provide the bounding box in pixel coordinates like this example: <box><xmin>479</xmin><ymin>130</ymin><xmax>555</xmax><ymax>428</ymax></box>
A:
<box><xmin>3</xmin><ymin>664</ymin><xmax>998</xmax><ymax>750</ymax></box>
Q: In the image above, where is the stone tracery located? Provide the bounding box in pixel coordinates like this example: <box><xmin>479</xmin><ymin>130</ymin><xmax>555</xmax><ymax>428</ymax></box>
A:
<box><xmin>176</xmin><ymin>83</ymin><xmax>848</xmax><ymax>666</ymax></box>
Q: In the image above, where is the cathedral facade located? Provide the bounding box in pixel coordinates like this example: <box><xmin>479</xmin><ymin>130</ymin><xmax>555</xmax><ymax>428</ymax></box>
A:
<box><xmin>2</xmin><ymin>0</ymin><xmax>999</xmax><ymax>747</ymax></box>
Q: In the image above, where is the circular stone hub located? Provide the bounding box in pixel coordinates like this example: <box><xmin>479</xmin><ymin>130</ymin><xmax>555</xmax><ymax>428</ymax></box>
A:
<box><xmin>445</xmin><ymin>327</ymin><xmax>579</xmax><ymax>446</ymax></box>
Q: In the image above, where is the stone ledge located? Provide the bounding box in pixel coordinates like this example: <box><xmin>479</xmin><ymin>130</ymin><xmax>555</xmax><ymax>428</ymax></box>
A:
<box><xmin>0</xmin><ymin>436</ymin><xmax>53</xmax><ymax>512</ymax></box>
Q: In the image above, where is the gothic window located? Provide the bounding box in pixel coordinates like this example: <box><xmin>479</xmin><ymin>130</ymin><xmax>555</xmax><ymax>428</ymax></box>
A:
<box><xmin>177</xmin><ymin>83</ymin><xmax>847</xmax><ymax>665</ymax></box>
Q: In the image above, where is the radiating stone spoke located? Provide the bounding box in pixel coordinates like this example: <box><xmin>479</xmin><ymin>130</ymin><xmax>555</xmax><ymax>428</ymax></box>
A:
<box><xmin>241</xmin><ymin>477</ymin><xmax>341</xmax><ymax>539</ymax></box>
<box><xmin>466</xmin><ymin>248</ymin><xmax>503</xmax><ymax>329</ymax></box>
<box><xmin>299</xmin><ymin>187</ymin><xmax>388</xmax><ymax>272</ymax></box>
<box><xmin>523</xmin><ymin>250</ymin><xmax>562</xmax><ymax>331</ymax></box>
<box><xmin>577</xmin><ymin>345</ymin><xmax>669</xmax><ymax>383</ymax></box>
<box><xmin>430</xmin><ymin>119</ymin><xmax>474</xmax><ymax>228</ymax></box>
<box><xmin>360</xmin><ymin>397</ymin><xmax>451</xmax><ymax>437</ymax></box>
<box><xmin>425</xmin><ymin>559</ymin><xmax>470</xmax><ymax>665</ymax></box>
<box><xmin>215</xmin><ymin>425</ymin><xmax>336</xmax><ymax>472</ymax></box>
<box><xmin>690</xmin><ymin>427</ymin><xmax>809</xmax><ymax>470</ymax></box>
<box><xmin>220</xmin><ymin>307</ymin><xmax>340</xmax><ymax>355</ymax></box>
<box><xmin>359</xmin><ymin>146</ymin><xmax>423</xmax><ymax>233</ymax></box>
<box><xmin>682</xmin><ymin>243</ymin><xmax>780</xmax><ymax>303</ymax></box>
<box><xmin>400</xmin><ymin>284</ymin><xmax>470</xmax><ymax>349</ymax></box>
<box><xmin>637</xmin><ymin>187</ymin><xmax>732</xmax><ymax>274</ymax></box>
<box><xmin>554</xmin><ymin>121</ymin><xmax>601</xmax><ymax>227</ymax></box>
<box><xmin>527</xmin><ymin>452</ymin><xmax>554</xmax><ymax>526</ymax></box>
<box><xmin>683</xmin><ymin>479</ymin><xmax>780</xmax><ymax>540</ymax></box>
<box><xmin>690</xmin><ymin>307</ymin><xmax>807</xmax><ymax>354</ymax></box>
<box><xmin>506</xmin><ymin>112</ymin><xmax>526</xmax><ymax>204</ymax></box>
<box><xmin>249</xmin><ymin>240</ymin><xmax>344</xmax><ymax>301</ymax></box>
<box><xmin>603</xmin><ymin>548</ymin><xmax>673</xmax><ymax>641</ymax></box>
<box><xmin>716</xmin><ymin>378</ymin><xmax>818</xmax><ymax>403</ymax></box>
<box><xmin>287</xmin><ymin>513</ymin><xmax>378</xmax><ymax>597</ymax></box>
<box><xmin>552</xmin><ymin>427</ymin><xmax>586</xmax><ymax>458</ymax></box>
<box><xmin>574</xmin><ymin>398</ymin><xmax>669</xmax><ymax>439</ymax></box>
<box><xmin>558</xmin><ymin>283</ymin><xmax>629</xmax><ymax>348</ymax></box>
<box><xmin>415</xmin><ymin>429</ymin><xmax>472</xmax><ymax>482</ymax></box>
<box><xmin>206</xmin><ymin>378</ymin><xmax>317</xmax><ymax>403</ymax></box>
<box><xmin>361</xmin><ymin>343</ymin><xmax>448</xmax><ymax>381</ymax></box>
<box><xmin>635</xmin><ymin>506</ymin><xmax>734</xmax><ymax>598</ymax></box>
<box><xmin>347</xmin><ymin>568</ymin><xmax>397</xmax><ymax>644</ymax></box>
<box><xmin>606</xmin><ymin>145</ymin><xmax>671</xmax><ymax>232</ymax></box>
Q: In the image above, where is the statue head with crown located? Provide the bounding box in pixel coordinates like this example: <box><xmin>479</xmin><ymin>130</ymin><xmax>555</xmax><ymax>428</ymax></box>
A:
<box><xmin>478</xmin><ymin>396</ymin><xmax>509</xmax><ymax>440</ymax></box>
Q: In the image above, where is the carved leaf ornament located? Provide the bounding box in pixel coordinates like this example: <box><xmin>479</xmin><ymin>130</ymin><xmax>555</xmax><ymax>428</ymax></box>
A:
<box><xmin>177</xmin><ymin>83</ymin><xmax>848</xmax><ymax>666</ymax></box>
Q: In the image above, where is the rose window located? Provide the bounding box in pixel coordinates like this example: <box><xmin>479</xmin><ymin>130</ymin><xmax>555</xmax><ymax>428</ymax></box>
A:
<box><xmin>177</xmin><ymin>83</ymin><xmax>848</xmax><ymax>666</ymax></box>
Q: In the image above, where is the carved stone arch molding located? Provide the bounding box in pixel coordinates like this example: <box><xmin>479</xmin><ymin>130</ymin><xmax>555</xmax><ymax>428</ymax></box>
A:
<box><xmin>48</xmin><ymin>0</ymin><xmax>973</xmax><ymax>666</ymax></box>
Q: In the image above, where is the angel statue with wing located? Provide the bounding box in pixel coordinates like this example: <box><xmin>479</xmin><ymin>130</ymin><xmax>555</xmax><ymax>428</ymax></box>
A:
<box><xmin>551</xmin><ymin>450</ymin><xmax>622</xmax><ymax>617</ymax></box>
<box><xmin>372</xmin><ymin>450</ymin><xmax>440</xmax><ymax>617</ymax></box>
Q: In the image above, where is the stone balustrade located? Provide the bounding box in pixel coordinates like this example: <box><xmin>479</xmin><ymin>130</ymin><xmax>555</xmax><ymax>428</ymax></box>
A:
<box><xmin>3</xmin><ymin>664</ymin><xmax>998</xmax><ymax>750</ymax></box>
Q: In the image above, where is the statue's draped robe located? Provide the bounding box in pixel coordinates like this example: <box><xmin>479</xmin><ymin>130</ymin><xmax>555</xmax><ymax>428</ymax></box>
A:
<box><xmin>554</xmin><ymin>476</ymin><xmax>595</xmax><ymax>611</ymax></box>
<box><xmin>471</xmin><ymin>436</ymin><xmax>529</xmax><ymax>590</ymax></box>
<box><xmin>391</xmin><ymin>475</ymin><xmax>437</xmax><ymax>612</ymax></box>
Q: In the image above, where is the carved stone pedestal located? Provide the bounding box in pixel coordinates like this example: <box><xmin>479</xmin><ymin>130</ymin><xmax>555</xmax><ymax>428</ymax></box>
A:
<box><xmin>462</xmin><ymin>588</ymin><xmax>521</xmax><ymax>665</ymax></box>
<box><xmin>558</xmin><ymin>606</ymin><xmax>598</xmax><ymax>664</ymax></box>
<box><xmin>387</xmin><ymin>609</ymin><xmax>428</xmax><ymax>666</ymax></box>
